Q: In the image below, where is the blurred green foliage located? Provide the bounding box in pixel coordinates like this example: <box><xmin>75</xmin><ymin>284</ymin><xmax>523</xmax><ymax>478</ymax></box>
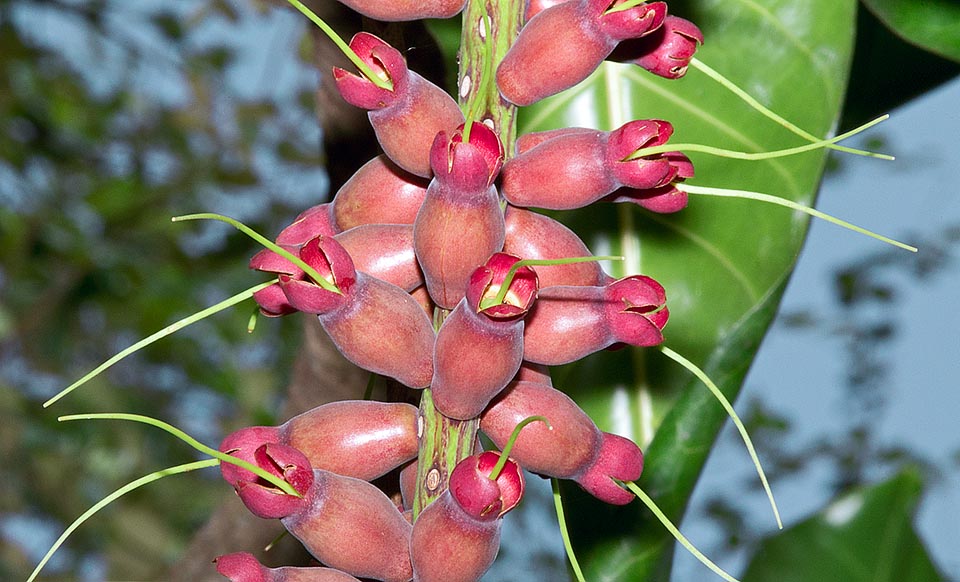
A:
<box><xmin>0</xmin><ymin>1</ymin><xmax>326</xmax><ymax>579</ymax></box>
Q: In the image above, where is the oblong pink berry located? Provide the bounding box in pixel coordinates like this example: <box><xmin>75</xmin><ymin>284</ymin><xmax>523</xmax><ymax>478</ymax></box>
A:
<box><xmin>331</xmin><ymin>155</ymin><xmax>429</xmax><ymax>231</ymax></box>
<box><xmin>282</xmin><ymin>470</ymin><xmax>414</xmax><ymax>582</ymax></box>
<box><xmin>334</xmin><ymin>0</ymin><xmax>466</xmax><ymax>22</ymax></box>
<box><xmin>335</xmin><ymin>224</ymin><xmax>423</xmax><ymax>292</ymax></box>
<box><xmin>497</xmin><ymin>0</ymin><xmax>667</xmax><ymax>106</ymax></box>
<box><xmin>414</xmin><ymin>125</ymin><xmax>505</xmax><ymax>308</ymax></box>
<box><xmin>503</xmin><ymin>205</ymin><xmax>610</xmax><ymax>287</ymax></box>
<box><xmin>215</xmin><ymin>552</ymin><xmax>362</xmax><ymax>582</ymax></box>
<box><xmin>410</xmin><ymin>491</ymin><xmax>500</xmax><ymax>582</ymax></box>
<box><xmin>333</xmin><ymin>33</ymin><xmax>464</xmax><ymax>177</ymax></box>
<box><xmin>481</xmin><ymin>380</ymin><xmax>601</xmax><ymax>478</ymax></box>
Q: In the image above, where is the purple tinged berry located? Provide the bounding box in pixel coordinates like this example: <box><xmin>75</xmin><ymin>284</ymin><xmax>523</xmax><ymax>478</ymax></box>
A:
<box><xmin>497</xmin><ymin>0</ymin><xmax>667</xmax><ymax>106</ymax></box>
<box><xmin>331</xmin><ymin>155</ymin><xmax>429</xmax><ymax>231</ymax></box>
<box><xmin>333</xmin><ymin>0</ymin><xmax>466</xmax><ymax>22</ymax></box>
<box><xmin>335</xmin><ymin>224</ymin><xmax>423</xmax><ymax>292</ymax></box>
<box><xmin>333</xmin><ymin>32</ymin><xmax>464</xmax><ymax>177</ymax></box>
<box><xmin>414</xmin><ymin>123</ymin><xmax>506</xmax><ymax>309</ymax></box>
<box><xmin>411</xmin><ymin>452</ymin><xmax>523</xmax><ymax>582</ymax></box>
<box><xmin>481</xmin><ymin>380</ymin><xmax>601</xmax><ymax>478</ymax></box>
<box><xmin>431</xmin><ymin>253</ymin><xmax>537</xmax><ymax>420</ymax></box>
<box><xmin>214</xmin><ymin>551</ymin><xmax>362</xmax><ymax>582</ymax></box>
<box><xmin>522</xmin><ymin>274</ymin><xmax>668</xmax><ymax>365</ymax></box>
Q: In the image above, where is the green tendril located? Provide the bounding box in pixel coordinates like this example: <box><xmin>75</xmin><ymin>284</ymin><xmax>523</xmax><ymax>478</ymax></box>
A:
<box><xmin>58</xmin><ymin>413</ymin><xmax>302</xmax><ymax>497</ymax></box>
<box><xmin>285</xmin><ymin>0</ymin><xmax>393</xmax><ymax>91</ymax></box>
<box><xmin>171</xmin><ymin>213</ymin><xmax>341</xmax><ymax>293</ymax></box>
<box><xmin>26</xmin><ymin>459</ymin><xmax>218</xmax><ymax>582</ymax></box>
<box><xmin>479</xmin><ymin>256</ymin><xmax>624</xmax><ymax>311</ymax></box>
<box><xmin>552</xmin><ymin>479</ymin><xmax>587</xmax><ymax>582</ymax></box>
<box><xmin>489</xmin><ymin>415</ymin><xmax>550</xmax><ymax>480</ymax></box>
<box><xmin>624</xmin><ymin>481</ymin><xmax>742</xmax><ymax>582</ymax></box>
<box><xmin>690</xmin><ymin>58</ymin><xmax>892</xmax><ymax>160</ymax></box>
<box><xmin>677</xmin><ymin>184</ymin><xmax>918</xmax><ymax>252</ymax></box>
<box><xmin>264</xmin><ymin>528</ymin><xmax>289</xmax><ymax>552</ymax></box>
<box><xmin>661</xmin><ymin>346</ymin><xmax>782</xmax><ymax>529</ymax></box>
<box><xmin>626</xmin><ymin>115</ymin><xmax>891</xmax><ymax>162</ymax></box>
<box><xmin>44</xmin><ymin>281</ymin><xmax>273</xmax><ymax>408</ymax></box>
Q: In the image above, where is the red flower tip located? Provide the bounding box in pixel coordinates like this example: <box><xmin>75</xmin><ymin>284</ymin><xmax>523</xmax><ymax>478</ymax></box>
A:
<box><xmin>467</xmin><ymin>253</ymin><xmax>539</xmax><ymax>319</ymax></box>
<box><xmin>234</xmin><ymin>443</ymin><xmax>313</xmax><ymax>519</ymax></box>
<box><xmin>603</xmin><ymin>275</ymin><xmax>669</xmax><ymax>347</ymax></box>
<box><xmin>333</xmin><ymin>33</ymin><xmax>407</xmax><ymax>110</ymax></box>
<box><xmin>214</xmin><ymin>552</ymin><xmax>269</xmax><ymax>582</ymax></box>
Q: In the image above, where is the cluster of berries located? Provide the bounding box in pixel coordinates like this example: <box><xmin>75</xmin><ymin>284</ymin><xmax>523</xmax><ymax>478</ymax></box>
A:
<box><xmin>213</xmin><ymin>1</ymin><xmax>703</xmax><ymax>580</ymax></box>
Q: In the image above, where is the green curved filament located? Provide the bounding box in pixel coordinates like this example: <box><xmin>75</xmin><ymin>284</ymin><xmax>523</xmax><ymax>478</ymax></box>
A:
<box><xmin>285</xmin><ymin>0</ymin><xmax>393</xmax><ymax>91</ymax></box>
<box><xmin>690</xmin><ymin>58</ymin><xmax>891</xmax><ymax>160</ymax></box>
<box><xmin>552</xmin><ymin>479</ymin><xmax>587</xmax><ymax>582</ymax></box>
<box><xmin>624</xmin><ymin>481</ymin><xmax>742</xmax><ymax>582</ymax></box>
<box><xmin>171</xmin><ymin>213</ymin><xmax>341</xmax><ymax>293</ymax></box>
<box><xmin>26</xmin><ymin>459</ymin><xmax>219</xmax><ymax>582</ymax></box>
<box><xmin>678</xmin><ymin>184</ymin><xmax>918</xmax><ymax>252</ymax></box>
<box><xmin>626</xmin><ymin>115</ymin><xmax>891</xmax><ymax>161</ymax></box>
<box><xmin>489</xmin><ymin>415</ymin><xmax>550</xmax><ymax>480</ymax></box>
<box><xmin>661</xmin><ymin>346</ymin><xmax>782</xmax><ymax>529</ymax></box>
<box><xmin>44</xmin><ymin>280</ymin><xmax>274</xmax><ymax>408</ymax></box>
<box><xmin>58</xmin><ymin>413</ymin><xmax>302</xmax><ymax>497</ymax></box>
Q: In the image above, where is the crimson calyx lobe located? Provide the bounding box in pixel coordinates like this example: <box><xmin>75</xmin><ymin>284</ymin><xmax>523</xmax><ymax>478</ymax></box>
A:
<box><xmin>611</xmin><ymin>14</ymin><xmax>704</xmax><ymax>79</ymax></box>
<box><xmin>414</xmin><ymin>123</ymin><xmax>505</xmax><ymax>309</ymax></box>
<box><xmin>496</xmin><ymin>0</ymin><xmax>667</xmax><ymax>106</ymax></box>
<box><xmin>333</xmin><ymin>32</ymin><xmax>464</xmax><ymax>177</ymax></box>
<box><xmin>502</xmin><ymin>119</ymin><xmax>691</xmax><ymax>210</ymax></box>
<box><xmin>522</xmin><ymin>274</ymin><xmax>668</xmax><ymax>365</ymax></box>
<box><xmin>431</xmin><ymin>253</ymin><xmax>538</xmax><ymax>420</ymax></box>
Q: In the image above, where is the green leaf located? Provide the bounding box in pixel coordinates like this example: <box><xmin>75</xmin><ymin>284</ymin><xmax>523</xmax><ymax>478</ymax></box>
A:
<box><xmin>742</xmin><ymin>468</ymin><xmax>944</xmax><ymax>582</ymax></box>
<box><xmin>860</xmin><ymin>0</ymin><xmax>960</xmax><ymax>63</ymax></box>
<box><xmin>519</xmin><ymin>1</ymin><xmax>860</xmax><ymax>579</ymax></box>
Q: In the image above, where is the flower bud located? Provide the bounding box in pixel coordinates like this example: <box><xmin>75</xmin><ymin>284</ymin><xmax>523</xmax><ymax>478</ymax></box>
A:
<box><xmin>229</xmin><ymin>443</ymin><xmax>314</xmax><ymax>520</ymax></box>
<box><xmin>333</xmin><ymin>33</ymin><xmax>464</xmax><ymax>177</ymax></box>
<box><xmin>331</xmin><ymin>155</ymin><xmax>428</xmax><ymax>231</ymax></box>
<box><xmin>502</xmin><ymin>119</ymin><xmax>686</xmax><ymax>210</ymax></box>
<box><xmin>414</xmin><ymin>124</ymin><xmax>505</xmax><ymax>308</ymax></box>
<box><xmin>497</xmin><ymin>0</ymin><xmax>667</xmax><ymax>106</ymax></box>
<box><xmin>431</xmin><ymin>254</ymin><xmax>537</xmax><ymax>420</ymax></box>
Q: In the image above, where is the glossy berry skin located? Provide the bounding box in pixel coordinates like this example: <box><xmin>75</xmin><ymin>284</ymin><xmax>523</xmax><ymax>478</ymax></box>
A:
<box><xmin>334</xmin><ymin>33</ymin><xmax>464</xmax><ymax>177</ymax></box>
<box><xmin>410</xmin><ymin>452</ymin><xmax>522</xmax><ymax>582</ymax></box>
<box><xmin>522</xmin><ymin>275</ymin><xmax>668</xmax><ymax>365</ymax></box>
<box><xmin>271</xmin><ymin>236</ymin><xmax>435</xmax><ymax>388</ymax></box>
<box><xmin>414</xmin><ymin>124</ymin><xmax>505</xmax><ymax>309</ymax></box>
<box><xmin>501</xmin><ymin>119</ymin><xmax>689</xmax><ymax>210</ymax></box>
<box><xmin>503</xmin><ymin>205</ymin><xmax>610</xmax><ymax>287</ymax></box>
<box><xmin>334</xmin><ymin>0</ymin><xmax>466</xmax><ymax>21</ymax></box>
<box><xmin>497</xmin><ymin>0</ymin><xmax>667</xmax><ymax>106</ymax></box>
<box><xmin>331</xmin><ymin>155</ymin><xmax>428</xmax><ymax>231</ymax></box>
<box><xmin>431</xmin><ymin>254</ymin><xmax>537</xmax><ymax>420</ymax></box>
<box><xmin>335</xmin><ymin>224</ymin><xmax>423</xmax><ymax>292</ymax></box>
<box><xmin>219</xmin><ymin>400</ymin><xmax>419</xmax><ymax>485</ymax></box>
<box><xmin>214</xmin><ymin>552</ymin><xmax>361</xmax><ymax>582</ymax></box>
<box><xmin>480</xmin><ymin>380</ymin><xmax>601</xmax><ymax>478</ymax></box>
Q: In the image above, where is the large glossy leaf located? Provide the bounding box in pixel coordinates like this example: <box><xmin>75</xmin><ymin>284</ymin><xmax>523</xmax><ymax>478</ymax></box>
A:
<box><xmin>518</xmin><ymin>1</ymin><xmax>859</xmax><ymax>579</ymax></box>
<box><xmin>860</xmin><ymin>0</ymin><xmax>960</xmax><ymax>63</ymax></box>
<box><xmin>741</xmin><ymin>469</ymin><xmax>944</xmax><ymax>581</ymax></box>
